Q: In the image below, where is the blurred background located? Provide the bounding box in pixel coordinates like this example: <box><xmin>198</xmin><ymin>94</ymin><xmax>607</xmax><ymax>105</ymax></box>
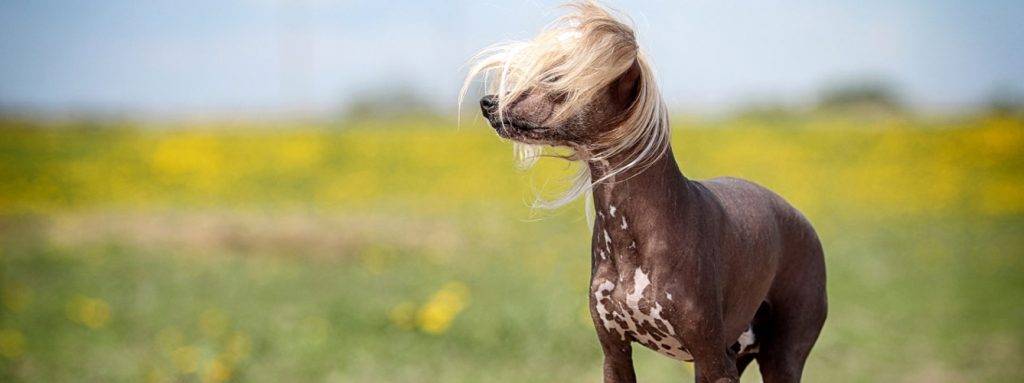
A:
<box><xmin>1</xmin><ymin>1</ymin><xmax>1022</xmax><ymax>382</ymax></box>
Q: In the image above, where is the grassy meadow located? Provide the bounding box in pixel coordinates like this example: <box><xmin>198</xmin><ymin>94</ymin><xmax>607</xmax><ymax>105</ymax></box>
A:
<box><xmin>1</xmin><ymin>114</ymin><xmax>1022</xmax><ymax>382</ymax></box>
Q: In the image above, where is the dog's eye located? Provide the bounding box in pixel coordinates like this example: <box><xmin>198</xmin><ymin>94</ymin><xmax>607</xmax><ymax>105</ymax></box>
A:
<box><xmin>541</xmin><ymin>74</ymin><xmax>562</xmax><ymax>84</ymax></box>
<box><xmin>549</xmin><ymin>91</ymin><xmax>567</xmax><ymax>103</ymax></box>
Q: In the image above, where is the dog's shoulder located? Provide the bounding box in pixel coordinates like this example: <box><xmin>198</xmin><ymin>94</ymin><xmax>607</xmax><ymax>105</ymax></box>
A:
<box><xmin>697</xmin><ymin>176</ymin><xmax>778</xmax><ymax>205</ymax></box>
<box><xmin>698</xmin><ymin>176</ymin><xmax>813</xmax><ymax>231</ymax></box>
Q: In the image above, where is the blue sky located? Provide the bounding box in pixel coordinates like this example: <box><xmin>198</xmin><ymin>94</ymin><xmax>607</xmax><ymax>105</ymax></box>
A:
<box><xmin>1</xmin><ymin>0</ymin><xmax>1022</xmax><ymax>116</ymax></box>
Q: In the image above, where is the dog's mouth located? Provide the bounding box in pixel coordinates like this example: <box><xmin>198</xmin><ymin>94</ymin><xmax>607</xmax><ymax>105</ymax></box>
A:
<box><xmin>486</xmin><ymin>116</ymin><xmax>552</xmax><ymax>143</ymax></box>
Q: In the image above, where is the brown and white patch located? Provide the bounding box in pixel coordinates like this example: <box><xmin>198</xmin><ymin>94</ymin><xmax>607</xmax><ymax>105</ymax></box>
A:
<box><xmin>593</xmin><ymin>268</ymin><xmax>693</xmax><ymax>361</ymax></box>
<box><xmin>594</xmin><ymin>269</ymin><xmax>761</xmax><ymax>363</ymax></box>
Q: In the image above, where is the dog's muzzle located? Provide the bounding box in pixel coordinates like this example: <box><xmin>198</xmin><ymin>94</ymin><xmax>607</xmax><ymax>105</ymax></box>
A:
<box><xmin>479</xmin><ymin>95</ymin><xmax>499</xmax><ymax>119</ymax></box>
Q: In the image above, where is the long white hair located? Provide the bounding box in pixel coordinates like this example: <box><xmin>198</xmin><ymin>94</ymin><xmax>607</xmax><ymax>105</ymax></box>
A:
<box><xmin>460</xmin><ymin>1</ymin><xmax>670</xmax><ymax>209</ymax></box>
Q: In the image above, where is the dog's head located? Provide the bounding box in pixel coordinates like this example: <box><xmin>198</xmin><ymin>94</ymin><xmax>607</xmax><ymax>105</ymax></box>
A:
<box><xmin>464</xmin><ymin>2</ymin><xmax>661</xmax><ymax>149</ymax></box>
<box><xmin>476</xmin><ymin>58</ymin><xmax>642</xmax><ymax>148</ymax></box>
<box><xmin>477</xmin><ymin>58</ymin><xmax>643</xmax><ymax>148</ymax></box>
<box><xmin>461</xmin><ymin>1</ymin><xmax>669</xmax><ymax>208</ymax></box>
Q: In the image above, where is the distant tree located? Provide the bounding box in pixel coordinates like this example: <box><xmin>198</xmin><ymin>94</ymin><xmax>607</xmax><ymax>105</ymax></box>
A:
<box><xmin>816</xmin><ymin>79</ymin><xmax>905</xmax><ymax>115</ymax></box>
<box><xmin>733</xmin><ymin>102</ymin><xmax>800</xmax><ymax>124</ymax></box>
<box><xmin>341</xmin><ymin>86</ymin><xmax>437</xmax><ymax>121</ymax></box>
<box><xmin>985</xmin><ymin>85</ymin><xmax>1024</xmax><ymax>116</ymax></box>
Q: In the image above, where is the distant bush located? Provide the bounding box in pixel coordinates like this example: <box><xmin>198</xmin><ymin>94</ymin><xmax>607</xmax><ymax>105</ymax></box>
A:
<box><xmin>341</xmin><ymin>87</ymin><xmax>439</xmax><ymax>121</ymax></box>
<box><xmin>986</xmin><ymin>86</ymin><xmax>1024</xmax><ymax>117</ymax></box>
<box><xmin>816</xmin><ymin>79</ymin><xmax>905</xmax><ymax>116</ymax></box>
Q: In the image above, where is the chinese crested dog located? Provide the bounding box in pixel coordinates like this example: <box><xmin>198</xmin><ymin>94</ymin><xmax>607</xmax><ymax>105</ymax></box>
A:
<box><xmin>461</xmin><ymin>2</ymin><xmax>827</xmax><ymax>383</ymax></box>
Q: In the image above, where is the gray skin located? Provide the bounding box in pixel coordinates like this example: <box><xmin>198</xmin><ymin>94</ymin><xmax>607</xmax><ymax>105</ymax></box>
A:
<box><xmin>478</xmin><ymin>62</ymin><xmax>827</xmax><ymax>383</ymax></box>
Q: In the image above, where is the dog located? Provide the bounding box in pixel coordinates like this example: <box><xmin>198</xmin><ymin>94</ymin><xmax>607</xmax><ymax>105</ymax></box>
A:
<box><xmin>461</xmin><ymin>2</ymin><xmax>827</xmax><ymax>382</ymax></box>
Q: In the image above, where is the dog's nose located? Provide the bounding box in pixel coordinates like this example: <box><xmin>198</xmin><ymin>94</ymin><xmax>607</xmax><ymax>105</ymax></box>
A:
<box><xmin>480</xmin><ymin>95</ymin><xmax>498</xmax><ymax>116</ymax></box>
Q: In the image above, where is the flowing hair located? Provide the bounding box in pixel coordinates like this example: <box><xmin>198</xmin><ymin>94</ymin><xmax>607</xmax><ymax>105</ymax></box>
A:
<box><xmin>459</xmin><ymin>1</ymin><xmax>670</xmax><ymax>209</ymax></box>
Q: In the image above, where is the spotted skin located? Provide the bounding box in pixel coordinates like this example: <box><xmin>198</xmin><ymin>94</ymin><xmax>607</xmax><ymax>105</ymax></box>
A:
<box><xmin>581</xmin><ymin>148</ymin><xmax>827</xmax><ymax>383</ymax></box>
<box><xmin>594</xmin><ymin>270</ymin><xmax>693</xmax><ymax>361</ymax></box>
<box><xmin>591</xmin><ymin>221</ymin><xmax>758</xmax><ymax>363</ymax></box>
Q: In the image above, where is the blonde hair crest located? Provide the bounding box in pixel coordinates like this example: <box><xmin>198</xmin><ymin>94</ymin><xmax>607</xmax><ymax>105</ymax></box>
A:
<box><xmin>460</xmin><ymin>1</ymin><xmax>670</xmax><ymax>209</ymax></box>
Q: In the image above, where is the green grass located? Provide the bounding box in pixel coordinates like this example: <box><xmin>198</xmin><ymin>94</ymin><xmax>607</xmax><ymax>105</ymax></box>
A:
<box><xmin>1</xmin><ymin>115</ymin><xmax>1023</xmax><ymax>382</ymax></box>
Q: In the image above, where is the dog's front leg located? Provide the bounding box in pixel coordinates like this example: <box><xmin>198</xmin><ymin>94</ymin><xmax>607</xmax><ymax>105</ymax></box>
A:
<box><xmin>673</xmin><ymin>258</ymin><xmax>740</xmax><ymax>383</ymax></box>
<box><xmin>599</xmin><ymin>339</ymin><xmax>636</xmax><ymax>383</ymax></box>
<box><xmin>689</xmin><ymin>344</ymin><xmax>738</xmax><ymax>383</ymax></box>
<box><xmin>678</xmin><ymin>306</ymin><xmax>739</xmax><ymax>383</ymax></box>
<box><xmin>590</xmin><ymin>289</ymin><xmax>636</xmax><ymax>382</ymax></box>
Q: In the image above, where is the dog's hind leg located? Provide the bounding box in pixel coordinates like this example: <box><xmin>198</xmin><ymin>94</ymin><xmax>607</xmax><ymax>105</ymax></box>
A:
<box><xmin>756</xmin><ymin>233</ymin><xmax>827</xmax><ymax>383</ymax></box>
<box><xmin>754</xmin><ymin>296</ymin><xmax>826</xmax><ymax>382</ymax></box>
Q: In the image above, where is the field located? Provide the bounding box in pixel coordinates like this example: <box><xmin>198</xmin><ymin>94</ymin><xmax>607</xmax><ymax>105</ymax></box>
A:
<box><xmin>1</xmin><ymin>114</ymin><xmax>1023</xmax><ymax>382</ymax></box>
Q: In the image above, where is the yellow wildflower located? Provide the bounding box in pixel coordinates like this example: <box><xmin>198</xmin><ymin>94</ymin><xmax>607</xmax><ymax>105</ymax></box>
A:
<box><xmin>416</xmin><ymin>281</ymin><xmax>470</xmax><ymax>334</ymax></box>
<box><xmin>223</xmin><ymin>331</ymin><xmax>252</xmax><ymax>363</ymax></box>
<box><xmin>171</xmin><ymin>346</ymin><xmax>201</xmax><ymax>373</ymax></box>
<box><xmin>66</xmin><ymin>295</ymin><xmax>111</xmax><ymax>329</ymax></box>
<box><xmin>202</xmin><ymin>357</ymin><xmax>232</xmax><ymax>383</ymax></box>
<box><xmin>145</xmin><ymin>367</ymin><xmax>169</xmax><ymax>383</ymax></box>
<box><xmin>0</xmin><ymin>329</ymin><xmax>25</xmax><ymax>359</ymax></box>
<box><xmin>276</xmin><ymin>136</ymin><xmax>324</xmax><ymax>169</ymax></box>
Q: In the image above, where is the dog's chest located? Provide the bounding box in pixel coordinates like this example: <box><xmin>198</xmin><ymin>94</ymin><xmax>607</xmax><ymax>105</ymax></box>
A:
<box><xmin>589</xmin><ymin>204</ymin><xmax>760</xmax><ymax>362</ymax></box>
<box><xmin>592</xmin><ymin>268</ymin><xmax>693</xmax><ymax>361</ymax></box>
<box><xmin>590</xmin><ymin>206</ymin><xmax>694</xmax><ymax>361</ymax></box>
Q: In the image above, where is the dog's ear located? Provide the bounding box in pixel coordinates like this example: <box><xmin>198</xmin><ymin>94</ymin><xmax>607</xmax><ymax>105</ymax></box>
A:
<box><xmin>611</xmin><ymin>59</ymin><xmax>642</xmax><ymax>108</ymax></box>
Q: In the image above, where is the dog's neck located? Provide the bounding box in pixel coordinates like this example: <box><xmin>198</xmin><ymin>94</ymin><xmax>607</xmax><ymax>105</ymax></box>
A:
<box><xmin>588</xmin><ymin>143</ymin><xmax>690</xmax><ymax>211</ymax></box>
<box><xmin>587</xmin><ymin>143</ymin><xmax>692</xmax><ymax>267</ymax></box>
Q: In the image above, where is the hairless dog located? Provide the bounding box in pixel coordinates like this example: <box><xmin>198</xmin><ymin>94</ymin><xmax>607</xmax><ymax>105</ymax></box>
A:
<box><xmin>463</xmin><ymin>2</ymin><xmax>827</xmax><ymax>382</ymax></box>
